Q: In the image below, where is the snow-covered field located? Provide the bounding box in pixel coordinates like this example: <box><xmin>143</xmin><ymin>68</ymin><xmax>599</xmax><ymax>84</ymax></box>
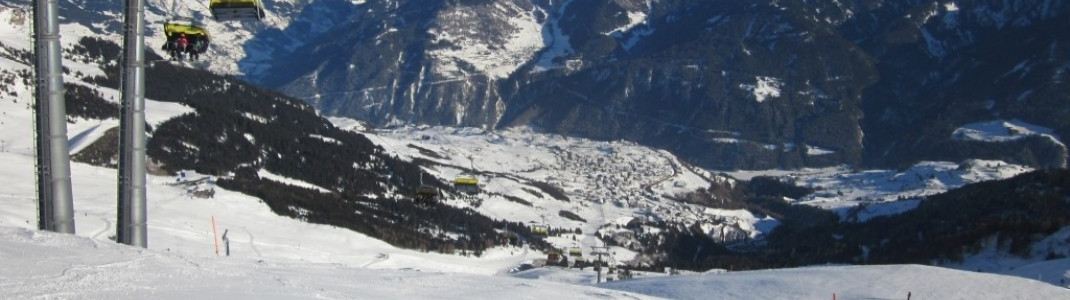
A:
<box><xmin>363</xmin><ymin>125</ymin><xmax>780</xmax><ymax>258</ymax></box>
<box><xmin>5</xmin><ymin>225</ymin><xmax>1070</xmax><ymax>299</ymax></box>
<box><xmin>601</xmin><ymin>264</ymin><xmax>1070</xmax><ymax>300</ymax></box>
<box><xmin>0</xmin><ymin>226</ymin><xmax>656</xmax><ymax>299</ymax></box>
<box><xmin>729</xmin><ymin>160</ymin><xmax>1034</xmax><ymax>222</ymax></box>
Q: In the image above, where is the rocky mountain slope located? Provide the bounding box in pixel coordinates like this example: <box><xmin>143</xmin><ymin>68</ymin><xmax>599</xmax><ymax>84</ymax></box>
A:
<box><xmin>247</xmin><ymin>0</ymin><xmax>1070</xmax><ymax>170</ymax></box>
<box><xmin>17</xmin><ymin>0</ymin><xmax>1064</xmax><ymax>171</ymax></box>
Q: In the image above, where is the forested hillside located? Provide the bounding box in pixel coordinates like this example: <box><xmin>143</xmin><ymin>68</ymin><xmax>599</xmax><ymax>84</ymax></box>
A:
<box><xmin>67</xmin><ymin>37</ymin><xmax>556</xmax><ymax>255</ymax></box>
<box><xmin>659</xmin><ymin>169</ymin><xmax>1070</xmax><ymax>271</ymax></box>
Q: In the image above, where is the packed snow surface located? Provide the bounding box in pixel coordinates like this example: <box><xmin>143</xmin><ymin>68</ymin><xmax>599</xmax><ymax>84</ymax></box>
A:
<box><xmin>601</xmin><ymin>264</ymin><xmax>1070</xmax><ymax>300</ymax></box>
<box><xmin>4</xmin><ymin>226</ymin><xmax>1068</xmax><ymax>299</ymax></box>
<box><xmin>0</xmin><ymin>226</ymin><xmax>657</xmax><ymax>299</ymax></box>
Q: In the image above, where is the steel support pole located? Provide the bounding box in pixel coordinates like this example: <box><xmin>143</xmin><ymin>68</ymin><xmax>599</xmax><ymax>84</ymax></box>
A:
<box><xmin>117</xmin><ymin>0</ymin><xmax>148</xmax><ymax>248</ymax></box>
<box><xmin>34</xmin><ymin>0</ymin><xmax>76</xmax><ymax>234</ymax></box>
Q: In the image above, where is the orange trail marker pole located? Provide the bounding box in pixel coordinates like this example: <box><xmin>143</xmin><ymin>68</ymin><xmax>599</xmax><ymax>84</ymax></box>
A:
<box><xmin>211</xmin><ymin>216</ymin><xmax>220</xmax><ymax>256</ymax></box>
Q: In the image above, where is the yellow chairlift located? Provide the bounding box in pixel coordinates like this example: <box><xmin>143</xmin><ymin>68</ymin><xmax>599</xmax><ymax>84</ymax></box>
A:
<box><xmin>416</xmin><ymin>185</ymin><xmax>438</xmax><ymax>197</ymax></box>
<box><xmin>162</xmin><ymin>19</ymin><xmax>210</xmax><ymax>60</ymax></box>
<box><xmin>163</xmin><ymin>20</ymin><xmax>209</xmax><ymax>37</ymax></box>
<box><xmin>568</xmin><ymin>247</ymin><xmax>582</xmax><ymax>257</ymax></box>
<box><xmin>453</xmin><ymin>171</ymin><xmax>478</xmax><ymax>194</ymax></box>
<box><xmin>209</xmin><ymin>0</ymin><xmax>265</xmax><ymax>21</ymax></box>
<box><xmin>453</xmin><ymin>155</ymin><xmax>480</xmax><ymax>194</ymax></box>
<box><xmin>453</xmin><ymin>173</ymin><xmax>479</xmax><ymax>192</ymax></box>
<box><xmin>531</xmin><ymin>224</ymin><xmax>549</xmax><ymax>236</ymax></box>
<box><xmin>415</xmin><ymin>173</ymin><xmax>438</xmax><ymax>206</ymax></box>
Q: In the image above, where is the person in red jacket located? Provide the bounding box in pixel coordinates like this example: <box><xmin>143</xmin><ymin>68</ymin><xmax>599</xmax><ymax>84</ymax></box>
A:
<box><xmin>176</xmin><ymin>33</ymin><xmax>189</xmax><ymax>61</ymax></box>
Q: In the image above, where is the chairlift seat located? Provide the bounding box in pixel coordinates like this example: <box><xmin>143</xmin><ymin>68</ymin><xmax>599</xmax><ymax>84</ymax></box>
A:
<box><xmin>163</xmin><ymin>21</ymin><xmax>211</xmax><ymax>55</ymax></box>
<box><xmin>453</xmin><ymin>174</ymin><xmax>479</xmax><ymax>194</ymax></box>
<box><xmin>532</xmin><ymin>225</ymin><xmax>549</xmax><ymax>236</ymax></box>
<box><xmin>569</xmin><ymin>247</ymin><xmax>582</xmax><ymax>257</ymax></box>
<box><xmin>210</xmin><ymin>0</ymin><xmax>265</xmax><ymax>21</ymax></box>
<box><xmin>163</xmin><ymin>22</ymin><xmax>208</xmax><ymax>36</ymax></box>
<box><xmin>453</xmin><ymin>175</ymin><xmax>478</xmax><ymax>186</ymax></box>
<box><xmin>417</xmin><ymin>186</ymin><xmax>438</xmax><ymax>196</ymax></box>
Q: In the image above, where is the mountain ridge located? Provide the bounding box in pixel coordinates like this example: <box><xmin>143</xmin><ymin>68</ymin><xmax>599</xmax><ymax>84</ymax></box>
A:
<box><xmin>248</xmin><ymin>0</ymin><xmax>1070</xmax><ymax>171</ymax></box>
